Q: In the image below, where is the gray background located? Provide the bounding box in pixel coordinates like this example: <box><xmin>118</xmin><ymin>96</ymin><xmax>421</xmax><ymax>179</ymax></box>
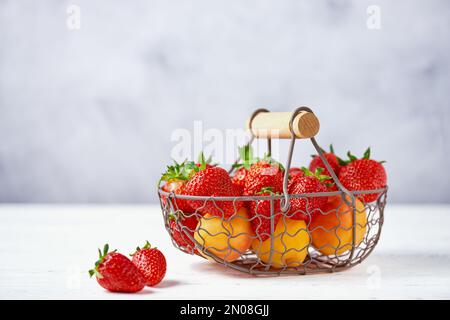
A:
<box><xmin>0</xmin><ymin>0</ymin><xmax>449</xmax><ymax>203</ymax></box>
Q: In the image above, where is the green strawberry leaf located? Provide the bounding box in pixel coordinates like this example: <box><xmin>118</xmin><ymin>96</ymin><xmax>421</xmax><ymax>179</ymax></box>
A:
<box><xmin>363</xmin><ymin>147</ymin><xmax>371</xmax><ymax>159</ymax></box>
<box><xmin>256</xmin><ymin>186</ymin><xmax>280</xmax><ymax>196</ymax></box>
<box><xmin>347</xmin><ymin>151</ymin><xmax>357</xmax><ymax>162</ymax></box>
<box><xmin>89</xmin><ymin>243</ymin><xmax>116</xmax><ymax>279</ymax></box>
<box><xmin>329</xmin><ymin>144</ymin><xmax>335</xmax><ymax>154</ymax></box>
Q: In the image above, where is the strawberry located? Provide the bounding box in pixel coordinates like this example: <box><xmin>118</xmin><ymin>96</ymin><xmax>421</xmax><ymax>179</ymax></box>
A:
<box><xmin>243</xmin><ymin>160</ymin><xmax>284</xmax><ymax>196</ymax></box>
<box><xmin>185</xmin><ymin>166</ymin><xmax>243</xmax><ymax>218</ymax></box>
<box><xmin>289</xmin><ymin>167</ymin><xmax>304</xmax><ymax>179</ymax></box>
<box><xmin>89</xmin><ymin>244</ymin><xmax>145</xmax><ymax>293</ymax></box>
<box><xmin>231</xmin><ymin>167</ymin><xmax>247</xmax><ymax>195</ymax></box>
<box><xmin>160</xmin><ymin>161</ymin><xmax>196</xmax><ymax>213</ymax></box>
<box><xmin>161</xmin><ymin>179</ymin><xmax>193</xmax><ymax>213</ymax></box>
<box><xmin>169</xmin><ymin>213</ymin><xmax>199</xmax><ymax>254</ymax></box>
<box><xmin>131</xmin><ymin>241</ymin><xmax>167</xmax><ymax>287</ymax></box>
<box><xmin>338</xmin><ymin>147</ymin><xmax>387</xmax><ymax>203</ymax></box>
<box><xmin>309</xmin><ymin>144</ymin><xmax>341</xmax><ymax>191</ymax></box>
<box><xmin>288</xmin><ymin>168</ymin><xmax>330</xmax><ymax>222</ymax></box>
<box><xmin>159</xmin><ymin>153</ymin><xmax>213</xmax><ymax>213</ymax></box>
<box><xmin>231</xmin><ymin>144</ymin><xmax>256</xmax><ymax>195</ymax></box>
<box><xmin>249</xmin><ymin>187</ymin><xmax>281</xmax><ymax>241</ymax></box>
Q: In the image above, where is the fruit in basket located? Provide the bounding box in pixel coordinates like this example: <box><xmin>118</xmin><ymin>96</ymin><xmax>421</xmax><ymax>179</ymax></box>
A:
<box><xmin>161</xmin><ymin>179</ymin><xmax>193</xmax><ymax>213</ymax></box>
<box><xmin>131</xmin><ymin>241</ymin><xmax>167</xmax><ymax>286</ymax></box>
<box><xmin>232</xmin><ymin>167</ymin><xmax>247</xmax><ymax>195</ymax></box>
<box><xmin>231</xmin><ymin>144</ymin><xmax>256</xmax><ymax>194</ymax></box>
<box><xmin>251</xmin><ymin>218</ymin><xmax>310</xmax><ymax>268</ymax></box>
<box><xmin>185</xmin><ymin>166</ymin><xmax>243</xmax><ymax>218</ymax></box>
<box><xmin>244</xmin><ymin>160</ymin><xmax>284</xmax><ymax>196</ymax></box>
<box><xmin>287</xmin><ymin>167</ymin><xmax>330</xmax><ymax>221</ymax></box>
<box><xmin>338</xmin><ymin>148</ymin><xmax>387</xmax><ymax>203</ymax></box>
<box><xmin>89</xmin><ymin>244</ymin><xmax>145</xmax><ymax>293</ymax></box>
<box><xmin>160</xmin><ymin>152</ymin><xmax>215</xmax><ymax>213</ymax></box>
<box><xmin>160</xmin><ymin>161</ymin><xmax>196</xmax><ymax>213</ymax></box>
<box><xmin>309</xmin><ymin>195</ymin><xmax>367</xmax><ymax>255</ymax></box>
<box><xmin>194</xmin><ymin>206</ymin><xmax>254</xmax><ymax>262</ymax></box>
<box><xmin>309</xmin><ymin>144</ymin><xmax>341</xmax><ymax>176</ymax></box>
<box><xmin>249</xmin><ymin>187</ymin><xmax>282</xmax><ymax>241</ymax></box>
<box><xmin>289</xmin><ymin>167</ymin><xmax>304</xmax><ymax>179</ymax></box>
<box><xmin>169</xmin><ymin>213</ymin><xmax>199</xmax><ymax>254</ymax></box>
<box><xmin>309</xmin><ymin>144</ymin><xmax>340</xmax><ymax>191</ymax></box>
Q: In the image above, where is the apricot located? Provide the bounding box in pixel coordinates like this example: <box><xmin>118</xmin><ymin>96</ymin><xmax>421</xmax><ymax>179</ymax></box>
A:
<box><xmin>194</xmin><ymin>207</ymin><xmax>254</xmax><ymax>262</ymax></box>
<box><xmin>309</xmin><ymin>195</ymin><xmax>367</xmax><ymax>255</ymax></box>
<box><xmin>251</xmin><ymin>219</ymin><xmax>310</xmax><ymax>268</ymax></box>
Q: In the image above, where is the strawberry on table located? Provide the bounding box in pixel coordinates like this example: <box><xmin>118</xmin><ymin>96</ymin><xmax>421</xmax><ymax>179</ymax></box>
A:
<box><xmin>287</xmin><ymin>167</ymin><xmax>330</xmax><ymax>222</ymax></box>
<box><xmin>338</xmin><ymin>147</ymin><xmax>387</xmax><ymax>203</ymax></box>
<box><xmin>249</xmin><ymin>187</ymin><xmax>282</xmax><ymax>241</ymax></box>
<box><xmin>131</xmin><ymin>241</ymin><xmax>167</xmax><ymax>287</ymax></box>
<box><xmin>89</xmin><ymin>244</ymin><xmax>145</xmax><ymax>293</ymax></box>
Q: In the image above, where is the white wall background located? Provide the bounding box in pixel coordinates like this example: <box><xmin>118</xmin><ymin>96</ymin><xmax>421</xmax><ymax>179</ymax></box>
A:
<box><xmin>0</xmin><ymin>0</ymin><xmax>449</xmax><ymax>203</ymax></box>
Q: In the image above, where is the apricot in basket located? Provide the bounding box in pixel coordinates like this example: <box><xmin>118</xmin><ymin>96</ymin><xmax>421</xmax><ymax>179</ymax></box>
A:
<box><xmin>194</xmin><ymin>207</ymin><xmax>254</xmax><ymax>262</ymax></box>
<box><xmin>309</xmin><ymin>195</ymin><xmax>367</xmax><ymax>255</ymax></box>
<box><xmin>251</xmin><ymin>219</ymin><xmax>310</xmax><ymax>269</ymax></box>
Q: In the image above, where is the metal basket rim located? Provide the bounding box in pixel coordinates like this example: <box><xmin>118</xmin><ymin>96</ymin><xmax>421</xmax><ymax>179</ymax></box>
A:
<box><xmin>158</xmin><ymin>186</ymin><xmax>388</xmax><ymax>201</ymax></box>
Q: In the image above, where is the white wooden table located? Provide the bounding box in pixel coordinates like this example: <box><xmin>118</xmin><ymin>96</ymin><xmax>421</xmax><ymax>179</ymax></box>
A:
<box><xmin>0</xmin><ymin>204</ymin><xmax>449</xmax><ymax>300</ymax></box>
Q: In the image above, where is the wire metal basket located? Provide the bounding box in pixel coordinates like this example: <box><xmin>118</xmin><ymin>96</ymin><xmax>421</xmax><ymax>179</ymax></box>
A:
<box><xmin>158</xmin><ymin>107</ymin><xmax>386</xmax><ymax>275</ymax></box>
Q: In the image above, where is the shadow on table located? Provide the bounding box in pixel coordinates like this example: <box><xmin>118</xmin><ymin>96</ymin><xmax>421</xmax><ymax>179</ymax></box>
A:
<box><xmin>191</xmin><ymin>261</ymin><xmax>282</xmax><ymax>279</ymax></box>
<box><xmin>156</xmin><ymin>279</ymin><xmax>184</xmax><ymax>288</ymax></box>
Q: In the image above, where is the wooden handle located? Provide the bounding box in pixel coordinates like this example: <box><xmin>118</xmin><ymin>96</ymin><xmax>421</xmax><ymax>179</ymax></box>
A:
<box><xmin>247</xmin><ymin>111</ymin><xmax>320</xmax><ymax>139</ymax></box>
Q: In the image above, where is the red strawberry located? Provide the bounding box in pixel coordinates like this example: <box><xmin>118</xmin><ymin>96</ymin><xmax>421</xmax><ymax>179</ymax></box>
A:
<box><xmin>338</xmin><ymin>148</ymin><xmax>387</xmax><ymax>203</ymax></box>
<box><xmin>160</xmin><ymin>152</ymin><xmax>217</xmax><ymax>213</ymax></box>
<box><xmin>185</xmin><ymin>166</ymin><xmax>243</xmax><ymax>218</ymax></box>
<box><xmin>309</xmin><ymin>145</ymin><xmax>341</xmax><ymax>191</ymax></box>
<box><xmin>231</xmin><ymin>167</ymin><xmax>247</xmax><ymax>195</ymax></box>
<box><xmin>288</xmin><ymin>168</ymin><xmax>329</xmax><ymax>222</ymax></box>
<box><xmin>169</xmin><ymin>213</ymin><xmax>199</xmax><ymax>254</ymax></box>
<box><xmin>289</xmin><ymin>167</ymin><xmax>304</xmax><ymax>179</ymax></box>
<box><xmin>89</xmin><ymin>244</ymin><xmax>145</xmax><ymax>293</ymax></box>
<box><xmin>249</xmin><ymin>187</ymin><xmax>281</xmax><ymax>241</ymax></box>
<box><xmin>131</xmin><ymin>241</ymin><xmax>167</xmax><ymax>287</ymax></box>
<box><xmin>244</xmin><ymin>160</ymin><xmax>284</xmax><ymax>196</ymax></box>
<box><xmin>231</xmin><ymin>144</ymin><xmax>256</xmax><ymax>195</ymax></box>
<box><xmin>161</xmin><ymin>180</ymin><xmax>192</xmax><ymax>213</ymax></box>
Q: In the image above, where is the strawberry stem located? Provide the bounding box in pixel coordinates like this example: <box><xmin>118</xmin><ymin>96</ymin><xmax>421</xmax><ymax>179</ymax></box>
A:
<box><xmin>89</xmin><ymin>244</ymin><xmax>116</xmax><ymax>279</ymax></box>
<box><xmin>301</xmin><ymin>167</ymin><xmax>332</xmax><ymax>183</ymax></box>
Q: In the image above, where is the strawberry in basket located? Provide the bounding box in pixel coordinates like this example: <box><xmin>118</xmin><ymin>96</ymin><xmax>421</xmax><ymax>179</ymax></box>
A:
<box><xmin>309</xmin><ymin>144</ymin><xmax>341</xmax><ymax>191</ymax></box>
<box><xmin>160</xmin><ymin>153</ymin><xmax>214</xmax><ymax>213</ymax></box>
<box><xmin>249</xmin><ymin>187</ymin><xmax>282</xmax><ymax>241</ymax></box>
<box><xmin>288</xmin><ymin>167</ymin><xmax>304</xmax><ymax>179</ymax></box>
<box><xmin>243</xmin><ymin>158</ymin><xmax>284</xmax><ymax>196</ymax></box>
<box><xmin>185</xmin><ymin>166</ymin><xmax>243</xmax><ymax>218</ymax></box>
<box><xmin>169</xmin><ymin>212</ymin><xmax>199</xmax><ymax>254</ymax></box>
<box><xmin>231</xmin><ymin>144</ymin><xmax>255</xmax><ymax>195</ymax></box>
<box><xmin>287</xmin><ymin>167</ymin><xmax>330</xmax><ymax>222</ymax></box>
<box><xmin>160</xmin><ymin>161</ymin><xmax>195</xmax><ymax>213</ymax></box>
<box><xmin>338</xmin><ymin>147</ymin><xmax>387</xmax><ymax>203</ymax></box>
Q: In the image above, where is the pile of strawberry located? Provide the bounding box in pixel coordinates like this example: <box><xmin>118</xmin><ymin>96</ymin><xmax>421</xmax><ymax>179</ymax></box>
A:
<box><xmin>160</xmin><ymin>146</ymin><xmax>387</xmax><ymax>247</ymax></box>
<box><xmin>89</xmin><ymin>242</ymin><xmax>166</xmax><ymax>293</ymax></box>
